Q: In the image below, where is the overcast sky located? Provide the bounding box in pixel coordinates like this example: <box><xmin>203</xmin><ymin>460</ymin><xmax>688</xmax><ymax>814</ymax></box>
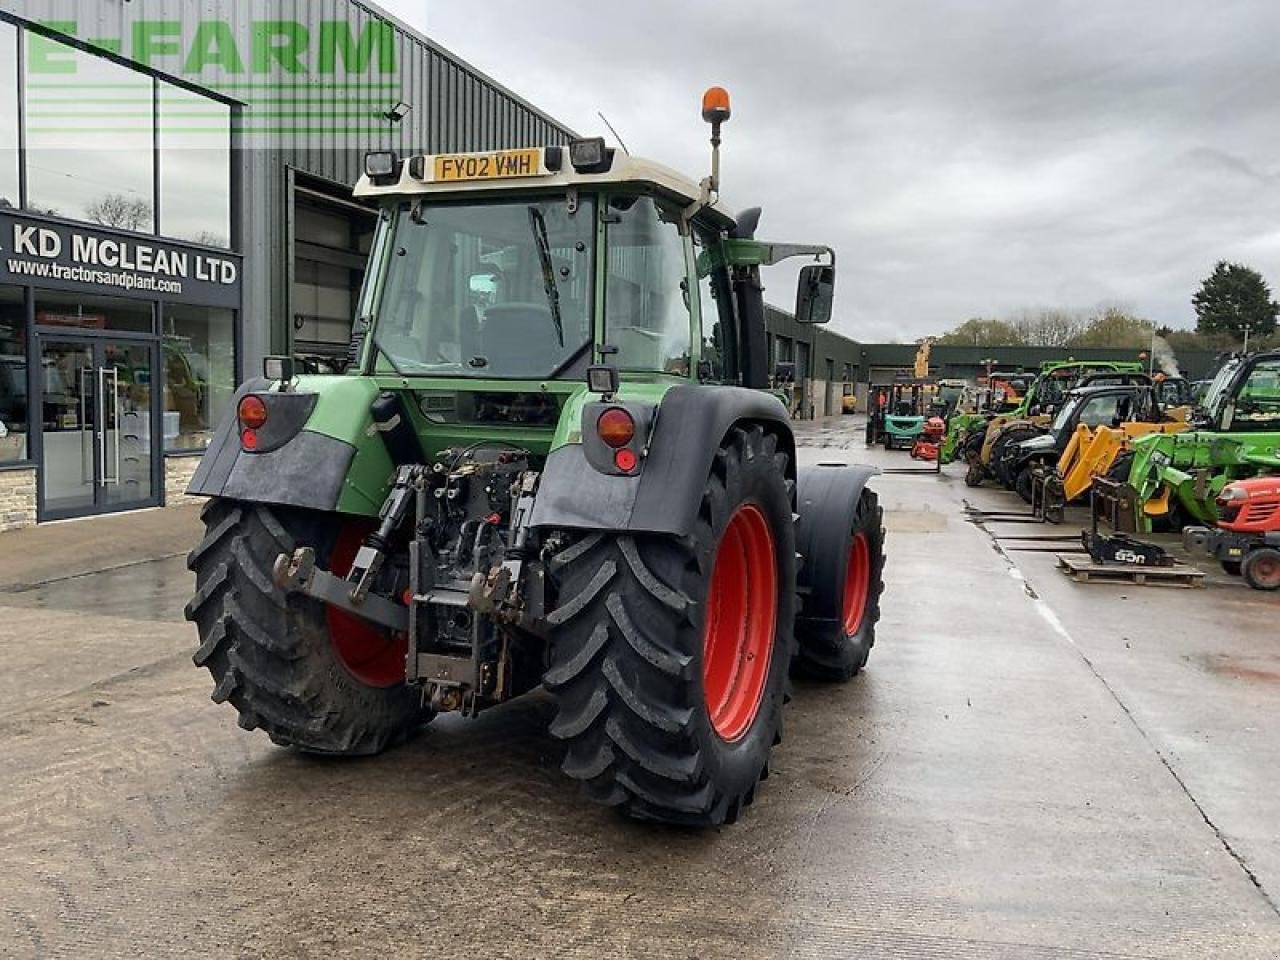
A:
<box><xmin>379</xmin><ymin>0</ymin><xmax>1280</xmax><ymax>343</ymax></box>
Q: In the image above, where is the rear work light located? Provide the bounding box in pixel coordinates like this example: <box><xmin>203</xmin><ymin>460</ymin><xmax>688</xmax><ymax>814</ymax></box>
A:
<box><xmin>596</xmin><ymin>407</ymin><xmax>635</xmax><ymax>448</ymax></box>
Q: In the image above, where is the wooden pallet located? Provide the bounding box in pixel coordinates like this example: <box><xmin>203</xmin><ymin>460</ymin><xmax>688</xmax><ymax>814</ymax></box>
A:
<box><xmin>1055</xmin><ymin>553</ymin><xmax>1205</xmax><ymax>587</ymax></box>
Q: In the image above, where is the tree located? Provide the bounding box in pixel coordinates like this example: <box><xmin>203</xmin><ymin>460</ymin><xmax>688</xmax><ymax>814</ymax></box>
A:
<box><xmin>936</xmin><ymin>317</ymin><xmax>1024</xmax><ymax>347</ymax></box>
<box><xmin>1192</xmin><ymin>261</ymin><xmax>1278</xmax><ymax>343</ymax></box>
<box><xmin>1010</xmin><ymin>308</ymin><xmax>1088</xmax><ymax>347</ymax></box>
<box><xmin>85</xmin><ymin>193</ymin><xmax>153</xmax><ymax>232</ymax></box>
<box><xmin>1073</xmin><ymin>307</ymin><xmax>1153</xmax><ymax>348</ymax></box>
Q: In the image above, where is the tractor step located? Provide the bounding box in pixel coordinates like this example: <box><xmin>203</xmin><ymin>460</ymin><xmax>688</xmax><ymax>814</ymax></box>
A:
<box><xmin>1055</xmin><ymin>553</ymin><xmax>1204</xmax><ymax>587</ymax></box>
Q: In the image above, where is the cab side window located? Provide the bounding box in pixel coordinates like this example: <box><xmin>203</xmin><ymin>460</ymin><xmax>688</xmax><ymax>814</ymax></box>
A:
<box><xmin>694</xmin><ymin>230</ymin><xmax>739</xmax><ymax>384</ymax></box>
<box><xmin>604</xmin><ymin>196</ymin><xmax>692</xmax><ymax>376</ymax></box>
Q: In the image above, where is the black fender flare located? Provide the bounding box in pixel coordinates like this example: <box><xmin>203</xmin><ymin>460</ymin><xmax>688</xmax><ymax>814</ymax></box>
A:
<box><xmin>794</xmin><ymin>463</ymin><xmax>879</xmax><ymax>632</ymax></box>
<box><xmin>186</xmin><ymin>379</ymin><xmax>356</xmax><ymax>512</ymax></box>
<box><xmin>528</xmin><ymin>385</ymin><xmax>796</xmax><ymax>536</ymax></box>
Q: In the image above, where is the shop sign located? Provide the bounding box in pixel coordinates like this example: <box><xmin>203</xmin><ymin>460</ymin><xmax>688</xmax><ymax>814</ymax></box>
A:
<box><xmin>0</xmin><ymin>213</ymin><xmax>241</xmax><ymax>308</ymax></box>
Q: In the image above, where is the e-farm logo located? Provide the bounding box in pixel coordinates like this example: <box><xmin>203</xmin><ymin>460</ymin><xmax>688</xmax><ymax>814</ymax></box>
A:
<box><xmin>25</xmin><ymin>15</ymin><xmax>401</xmax><ymax>139</ymax></box>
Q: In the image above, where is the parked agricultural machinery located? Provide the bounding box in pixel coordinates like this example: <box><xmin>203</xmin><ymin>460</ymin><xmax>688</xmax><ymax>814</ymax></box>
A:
<box><xmin>1002</xmin><ymin>382</ymin><xmax>1191</xmax><ymax>512</ymax></box>
<box><xmin>960</xmin><ymin>361</ymin><xmax>1149</xmax><ymax>488</ymax></box>
<box><xmin>183</xmin><ymin>90</ymin><xmax>888</xmax><ymax>827</ymax></box>
<box><xmin>1182</xmin><ymin>476</ymin><xmax>1280</xmax><ymax>590</ymax></box>
<box><xmin>1093</xmin><ymin>351</ymin><xmax>1280</xmax><ymax>533</ymax></box>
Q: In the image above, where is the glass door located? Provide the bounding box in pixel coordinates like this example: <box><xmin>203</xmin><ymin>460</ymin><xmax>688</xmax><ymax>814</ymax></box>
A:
<box><xmin>39</xmin><ymin>339</ymin><xmax>97</xmax><ymax>515</ymax></box>
<box><xmin>38</xmin><ymin>337</ymin><xmax>157</xmax><ymax>519</ymax></box>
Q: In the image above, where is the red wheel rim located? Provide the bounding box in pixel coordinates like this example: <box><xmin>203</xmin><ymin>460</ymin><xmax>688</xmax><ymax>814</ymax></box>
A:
<box><xmin>326</xmin><ymin>523</ymin><xmax>407</xmax><ymax>688</ymax></box>
<box><xmin>842</xmin><ymin>533</ymin><xmax>871</xmax><ymax>636</ymax></box>
<box><xmin>702</xmin><ymin>504</ymin><xmax>778</xmax><ymax>742</ymax></box>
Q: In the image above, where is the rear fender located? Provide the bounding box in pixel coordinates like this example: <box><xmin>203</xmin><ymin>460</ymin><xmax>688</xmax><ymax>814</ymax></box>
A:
<box><xmin>528</xmin><ymin>385</ymin><xmax>795</xmax><ymax>536</ymax></box>
<box><xmin>187</xmin><ymin>377</ymin><xmax>391</xmax><ymax>515</ymax></box>
<box><xmin>795</xmin><ymin>464</ymin><xmax>878</xmax><ymax>631</ymax></box>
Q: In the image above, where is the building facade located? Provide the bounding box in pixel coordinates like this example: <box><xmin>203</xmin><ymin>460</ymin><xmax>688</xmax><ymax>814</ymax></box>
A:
<box><xmin>0</xmin><ymin>1</ymin><xmax>572</xmax><ymax>528</ymax></box>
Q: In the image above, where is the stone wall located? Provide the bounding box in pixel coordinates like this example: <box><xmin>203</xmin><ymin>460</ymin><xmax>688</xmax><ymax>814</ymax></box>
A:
<box><xmin>165</xmin><ymin>456</ymin><xmax>202</xmax><ymax>507</ymax></box>
<box><xmin>0</xmin><ymin>468</ymin><xmax>37</xmax><ymax>532</ymax></box>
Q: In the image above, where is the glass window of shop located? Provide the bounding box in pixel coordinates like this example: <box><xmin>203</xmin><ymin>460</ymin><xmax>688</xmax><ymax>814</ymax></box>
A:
<box><xmin>0</xmin><ymin>23</ymin><xmax>18</xmax><ymax>211</ymax></box>
<box><xmin>161</xmin><ymin>305</ymin><xmax>235</xmax><ymax>452</ymax></box>
<box><xmin>159</xmin><ymin>83</ymin><xmax>232</xmax><ymax>248</ymax></box>
<box><xmin>24</xmin><ymin>33</ymin><xmax>154</xmax><ymax>231</ymax></box>
<box><xmin>20</xmin><ymin>30</ymin><xmax>232</xmax><ymax>250</ymax></box>
<box><xmin>0</xmin><ymin>288</ymin><xmax>29</xmax><ymax>464</ymax></box>
<box><xmin>34</xmin><ymin>291</ymin><xmax>153</xmax><ymax>334</ymax></box>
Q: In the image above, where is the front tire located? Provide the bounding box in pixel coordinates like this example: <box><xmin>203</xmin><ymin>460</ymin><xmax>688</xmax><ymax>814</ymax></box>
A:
<box><xmin>185</xmin><ymin>499</ymin><xmax>427</xmax><ymax>755</ymax></box>
<box><xmin>543</xmin><ymin>425</ymin><xmax>796</xmax><ymax>826</ymax></box>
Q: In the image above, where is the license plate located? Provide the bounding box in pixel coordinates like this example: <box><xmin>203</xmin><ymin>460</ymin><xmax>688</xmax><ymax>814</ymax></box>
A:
<box><xmin>433</xmin><ymin>149</ymin><xmax>544</xmax><ymax>182</ymax></box>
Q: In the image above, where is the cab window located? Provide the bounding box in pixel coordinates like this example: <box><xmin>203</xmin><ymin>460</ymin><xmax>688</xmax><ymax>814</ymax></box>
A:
<box><xmin>604</xmin><ymin>196</ymin><xmax>692</xmax><ymax>375</ymax></box>
<box><xmin>1077</xmin><ymin>393</ymin><xmax>1127</xmax><ymax>428</ymax></box>
<box><xmin>694</xmin><ymin>229</ymin><xmax>739</xmax><ymax>384</ymax></box>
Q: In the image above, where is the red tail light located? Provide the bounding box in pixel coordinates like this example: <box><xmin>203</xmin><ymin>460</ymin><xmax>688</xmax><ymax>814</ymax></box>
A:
<box><xmin>240</xmin><ymin>428</ymin><xmax>259</xmax><ymax>451</ymax></box>
<box><xmin>597</xmin><ymin>407</ymin><xmax>635</xmax><ymax>448</ymax></box>
<box><xmin>238</xmin><ymin>395</ymin><xmax>268</xmax><ymax>430</ymax></box>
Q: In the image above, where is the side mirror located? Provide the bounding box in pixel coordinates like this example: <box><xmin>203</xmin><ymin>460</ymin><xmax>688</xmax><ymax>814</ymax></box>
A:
<box><xmin>774</xmin><ymin>361</ymin><xmax>796</xmax><ymax>384</ymax></box>
<box><xmin>795</xmin><ymin>264</ymin><xmax>835</xmax><ymax>324</ymax></box>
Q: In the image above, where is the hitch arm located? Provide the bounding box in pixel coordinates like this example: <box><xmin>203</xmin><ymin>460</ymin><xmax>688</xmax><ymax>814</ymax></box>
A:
<box><xmin>273</xmin><ymin>547</ymin><xmax>409</xmax><ymax>633</ymax></box>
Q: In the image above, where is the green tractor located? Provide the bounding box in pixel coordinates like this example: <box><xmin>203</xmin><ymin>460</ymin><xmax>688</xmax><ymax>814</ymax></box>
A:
<box><xmin>184</xmin><ymin>91</ymin><xmax>887</xmax><ymax>827</ymax></box>
<box><xmin>1094</xmin><ymin>351</ymin><xmax>1280</xmax><ymax>532</ymax></box>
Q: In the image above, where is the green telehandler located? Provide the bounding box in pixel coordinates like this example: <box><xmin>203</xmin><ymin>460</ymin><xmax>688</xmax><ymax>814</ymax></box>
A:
<box><xmin>1093</xmin><ymin>351</ymin><xmax>1280</xmax><ymax>532</ymax></box>
<box><xmin>183</xmin><ymin>89</ymin><xmax>887</xmax><ymax>827</ymax></box>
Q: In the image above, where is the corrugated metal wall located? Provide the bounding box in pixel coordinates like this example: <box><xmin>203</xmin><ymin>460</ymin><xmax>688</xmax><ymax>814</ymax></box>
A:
<box><xmin>1</xmin><ymin>0</ymin><xmax>576</xmax><ymax>367</ymax></box>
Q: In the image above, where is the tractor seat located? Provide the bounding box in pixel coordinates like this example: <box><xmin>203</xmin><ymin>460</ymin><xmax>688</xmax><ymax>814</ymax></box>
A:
<box><xmin>481</xmin><ymin>303</ymin><xmax>561</xmax><ymax>376</ymax></box>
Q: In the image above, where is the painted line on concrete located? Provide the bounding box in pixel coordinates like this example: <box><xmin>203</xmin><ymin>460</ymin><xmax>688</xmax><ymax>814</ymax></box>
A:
<box><xmin>974</xmin><ymin>516</ymin><xmax>1280</xmax><ymax>917</ymax></box>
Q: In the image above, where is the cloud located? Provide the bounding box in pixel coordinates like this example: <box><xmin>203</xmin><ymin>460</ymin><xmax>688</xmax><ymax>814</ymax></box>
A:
<box><xmin>379</xmin><ymin>0</ymin><xmax>1280</xmax><ymax>341</ymax></box>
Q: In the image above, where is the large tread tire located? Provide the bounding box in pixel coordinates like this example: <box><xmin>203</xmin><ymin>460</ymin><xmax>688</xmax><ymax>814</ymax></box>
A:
<box><xmin>991</xmin><ymin>426</ymin><xmax>1042</xmax><ymax>488</ymax></box>
<box><xmin>794</xmin><ymin>488</ymin><xmax>885</xmax><ymax>682</ymax></box>
<box><xmin>543</xmin><ymin>425</ymin><xmax>796</xmax><ymax>827</ymax></box>
<box><xmin>185</xmin><ymin>499</ymin><xmax>427</xmax><ymax>756</ymax></box>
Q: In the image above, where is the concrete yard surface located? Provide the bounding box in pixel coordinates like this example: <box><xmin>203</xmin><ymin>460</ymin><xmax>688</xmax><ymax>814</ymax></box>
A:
<box><xmin>1</xmin><ymin>420</ymin><xmax>1278</xmax><ymax>958</ymax></box>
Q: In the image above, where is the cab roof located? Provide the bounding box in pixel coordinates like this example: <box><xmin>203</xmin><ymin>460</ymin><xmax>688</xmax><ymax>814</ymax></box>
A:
<box><xmin>353</xmin><ymin>147</ymin><xmax>739</xmax><ymax>230</ymax></box>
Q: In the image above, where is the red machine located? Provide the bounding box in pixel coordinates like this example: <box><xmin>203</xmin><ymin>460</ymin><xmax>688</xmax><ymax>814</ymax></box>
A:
<box><xmin>1183</xmin><ymin>477</ymin><xmax>1280</xmax><ymax>591</ymax></box>
<box><xmin>910</xmin><ymin>417</ymin><xmax>946</xmax><ymax>462</ymax></box>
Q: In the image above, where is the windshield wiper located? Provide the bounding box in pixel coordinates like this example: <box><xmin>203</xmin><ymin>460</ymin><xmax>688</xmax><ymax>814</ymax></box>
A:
<box><xmin>527</xmin><ymin>206</ymin><xmax>565</xmax><ymax>347</ymax></box>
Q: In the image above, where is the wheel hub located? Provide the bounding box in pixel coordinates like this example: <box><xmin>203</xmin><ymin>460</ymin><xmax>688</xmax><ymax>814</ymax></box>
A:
<box><xmin>702</xmin><ymin>504</ymin><xmax>778</xmax><ymax>742</ymax></box>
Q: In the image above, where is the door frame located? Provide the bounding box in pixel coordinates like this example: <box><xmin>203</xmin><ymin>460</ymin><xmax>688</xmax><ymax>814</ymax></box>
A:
<box><xmin>34</xmin><ymin>329</ymin><xmax>163</xmax><ymax>522</ymax></box>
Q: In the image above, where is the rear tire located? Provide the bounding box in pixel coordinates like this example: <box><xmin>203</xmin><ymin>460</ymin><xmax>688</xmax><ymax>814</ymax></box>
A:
<box><xmin>185</xmin><ymin>499</ymin><xmax>427</xmax><ymax>755</ymax></box>
<box><xmin>794</xmin><ymin>488</ymin><xmax>885</xmax><ymax>681</ymax></box>
<box><xmin>1242</xmin><ymin>548</ymin><xmax>1280</xmax><ymax>591</ymax></box>
<box><xmin>543</xmin><ymin>425</ymin><xmax>796</xmax><ymax>826</ymax></box>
